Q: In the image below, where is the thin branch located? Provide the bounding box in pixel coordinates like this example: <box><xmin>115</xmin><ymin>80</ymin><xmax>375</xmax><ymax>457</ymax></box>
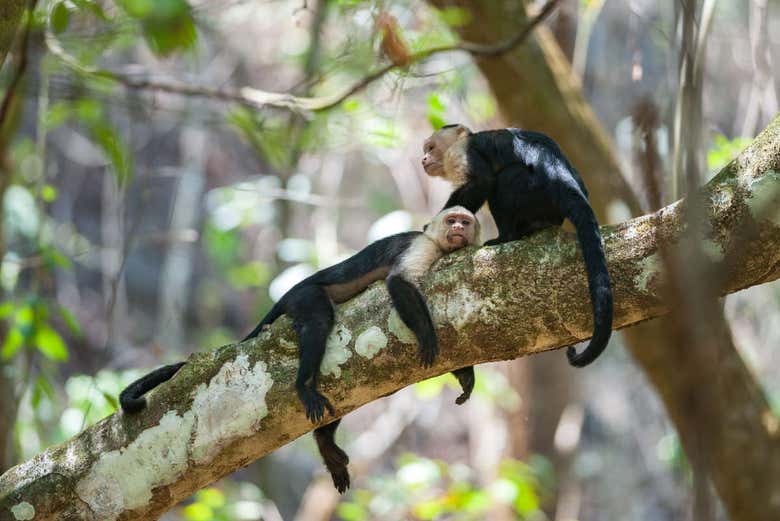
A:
<box><xmin>44</xmin><ymin>0</ymin><xmax>559</xmax><ymax>114</ymax></box>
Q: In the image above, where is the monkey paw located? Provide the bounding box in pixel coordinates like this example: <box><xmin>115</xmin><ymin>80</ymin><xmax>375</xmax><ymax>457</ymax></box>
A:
<box><xmin>299</xmin><ymin>389</ymin><xmax>335</xmax><ymax>423</ymax></box>
<box><xmin>330</xmin><ymin>467</ymin><xmax>351</xmax><ymax>494</ymax></box>
<box><xmin>321</xmin><ymin>444</ymin><xmax>350</xmax><ymax>493</ymax></box>
<box><xmin>418</xmin><ymin>343</ymin><xmax>438</xmax><ymax>368</ymax></box>
<box><xmin>452</xmin><ymin>366</ymin><xmax>475</xmax><ymax>405</ymax></box>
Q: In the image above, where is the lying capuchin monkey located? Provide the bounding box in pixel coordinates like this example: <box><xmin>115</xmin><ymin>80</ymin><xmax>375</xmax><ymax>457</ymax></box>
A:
<box><xmin>422</xmin><ymin>124</ymin><xmax>613</xmax><ymax>367</ymax></box>
<box><xmin>120</xmin><ymin>206</ymin><xmax>481</xmax><ymax>493</ymax></box>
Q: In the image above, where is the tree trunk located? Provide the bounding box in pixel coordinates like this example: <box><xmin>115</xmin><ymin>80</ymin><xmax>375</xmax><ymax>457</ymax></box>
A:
<box><xmin>426</xmin><ymin>2</ymin><xmax>778</xmax><ymax>519</ymax></box>
<box><xmin>1</xmin><ymin>115</ymin><xmax>780</xmax><ymax>521</ymax></box>
<box><xmin>0</xmin><ymin>0</ymin><xmax>26</xmax><ymax>70</ymax></box>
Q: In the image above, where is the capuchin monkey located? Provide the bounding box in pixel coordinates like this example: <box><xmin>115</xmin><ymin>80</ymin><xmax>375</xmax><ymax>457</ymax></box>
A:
<box><xmin>120</xmin><ymin>206</ymin><xmax>481</xmax><ymax>493</ymax></box>
<box><xmin>422</xmin><ymin>124</ymin><xmax>613</xmax><ymax>367</ymax></box>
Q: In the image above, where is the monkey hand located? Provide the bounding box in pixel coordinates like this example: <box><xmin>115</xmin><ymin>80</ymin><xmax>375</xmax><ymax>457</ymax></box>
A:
<box><xmin>417</xmin><ymin>339</ymin><xmax>438</xmax><ymax>368</ymax></box>
<box><xmin>298</xmin><ymin>387</ymin><xmax>335</xmax><ymax>423</ymax></box>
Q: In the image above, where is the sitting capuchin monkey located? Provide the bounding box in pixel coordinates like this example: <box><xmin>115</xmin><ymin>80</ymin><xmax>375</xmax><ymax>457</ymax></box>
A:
<box><xmin>422</xmin><ymin>124</ymin><xmax>613</xmax><ymax>367</ymax></box>
<box><xmin>120</xmin><ymin>206</ymin><xmax>481</xmax><ymax>493</ymax></box>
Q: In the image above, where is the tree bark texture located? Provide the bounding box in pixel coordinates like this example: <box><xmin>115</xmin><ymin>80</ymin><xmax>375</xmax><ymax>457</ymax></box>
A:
<box><xmin>0</xmin><ymin>0</ymin><xmax>26</xmax><ymax>70</ymax></box>
<box><xmin>425</xmin><ymin>3</ymin><xmax>779</xmax><ymax>519</ymax></box>
<box><xmin>1</xmin><ymin>114</ymin><xmax>779</xmax><ymax>521</ymax></box>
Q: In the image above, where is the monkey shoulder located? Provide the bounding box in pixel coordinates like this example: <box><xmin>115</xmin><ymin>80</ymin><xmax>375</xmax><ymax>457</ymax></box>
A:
<box><xmin>394</xmin><ymin>235</ymin><xmax>444</xmax><ymax>282</ymax></box>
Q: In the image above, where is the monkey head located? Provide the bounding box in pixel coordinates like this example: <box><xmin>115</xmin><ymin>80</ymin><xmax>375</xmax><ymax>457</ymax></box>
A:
<box><xmin>421</xmin><ymin>124</ymin><xmax>472</xmax><ymax>178</ymax></box>
<box><xmin>425</xmin><ymin>206</ymin><xmax>481</xmax><ymax>252</ymax></box>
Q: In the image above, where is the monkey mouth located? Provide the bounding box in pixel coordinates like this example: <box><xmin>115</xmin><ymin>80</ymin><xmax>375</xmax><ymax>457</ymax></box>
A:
<box><xmin>422</xmin><ymin>163</ymin><xmax>440</xmax><ymax>176</ymax></box>
<box><xmin>447</xmin><ymin>233</ymin><xmax>466</xmax><ymax>244</ymax></box>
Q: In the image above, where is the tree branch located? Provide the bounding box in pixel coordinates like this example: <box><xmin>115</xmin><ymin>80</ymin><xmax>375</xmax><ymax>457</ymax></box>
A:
<box><xmin>2</xmin><ymin>114</ymin><xmax>780</xmax><ymax>521</ymax></box>
<box><xmin>0</xmin><ymin>0</ymin><xmax>27</xmax><ymax>70</ymax></box>
<box><xmin>43</xmin><ymin>0</ymin><xmax>559</xmax><ymax>114</ymax></box>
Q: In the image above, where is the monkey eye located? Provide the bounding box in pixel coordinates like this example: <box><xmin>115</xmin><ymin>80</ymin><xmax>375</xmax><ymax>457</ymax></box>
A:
<box><xmin>461</xmin><ymin>220</ymin><xmax>470</xmax><ymax>226</ymax></box>
<box><xmin>447</xmin><ymin>218</ymin><xmax>456</xmax><ymax>224</ymax></box>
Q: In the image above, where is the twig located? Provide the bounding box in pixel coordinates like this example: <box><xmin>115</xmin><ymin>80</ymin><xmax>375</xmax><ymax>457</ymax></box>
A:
<box><xmin>45</xmin><ymin>0</ymin><xmax>559</xmax><ymax>114</ymax></box>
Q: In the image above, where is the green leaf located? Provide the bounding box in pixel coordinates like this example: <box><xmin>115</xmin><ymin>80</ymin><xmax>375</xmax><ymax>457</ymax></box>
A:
<box><xmin>414</xmin><ymin>373</ymin><xmax>448</xmax><ymax>399</ymax></box>
<box><xmin>1</xmin><ymin>327</ymin><xmax>24</xmax><ymax>360</ymax></box>
<box><xmin>34</xmin><ymin>325</ymin><xmax>69</xmax><ymax>361</ymax></box>
<box><xmin>43</xmin><ymin>246</ymin><xmax>71</xmax><ymax>269</ymax></box>
<box><xmin>75</xmin><ymin>99</ymin><xmax>103</xmax><ymax>125</ymax></box>
<box><xmin>116</xmin><ymin>0</ymin><xmax>198</xmax><ymax>56</ymax></box>
<box><xmin>196</xmin><ymin>488</ymin><xmax>225</xmax><ymax>509</ymax></box>
<box><xmin>71</xmin><ymin>0</ymin><xmax>110</xmax><ymax>21</ymax></box>
<box><xmin>143</xmin><ymin>15</ymin><xmax>197</xmax><ymax>56</ymax></box>
<box><xmin>59</xmin><ymin>306</ymin><xmax>83</xmax><ymax>337</ymax></box>
<box><xmin>116</xmin><ymin>0</ymin><xmax>154</xmax><ymax>18</ymax></box>
<box><xmin>336</xmin><ymin>502</ymin><xmax>368</xmax><ymax>521</ymax></box>
<box><xmin>182</xmin><ymin>503</ymin><xmax>212</xmax><ymax>521</ymax></box>
<box><xmin>226</xmin><ymin>261</ymin><xmax>271</xmax><ymax>289</ymax></box>
<box><xmin>32</xmin><ymin>376</ymin><xmax>55</xmax><ymax>409</ymax></box>
<box><xmin>45</xmin><ymin>101</ymin><xmax>72</xmax><ymax>130</ymax></box>
<box><xmin>51</xmin><ymin>2</ymin><xmax>71</xmax><ymax>34</ymax></box>
<box><xmin>707</xmin><ymin>134</ymin><xmax>751</xmax><ymax>173</ymax></box>
<box><xmin>101</xmin><ymin>389</ymin><xmax>119</xmax><ymax>411</ymax></box>
<box><xmin>436</xmin><ymin>7</ymin><xmax>472</xmax><ymax>27</ymax></box>
<box><xmin>0</xmin><ymin>301</ymin><xmax>15</xmax><ymax>319</ymax></box>
<box><xmin>91</xmin><ymin>123</ymin><xmax>133</xmax><ymax>186</ymax></box>
<box><xmin>41</xmin><ymin>184</ymin><xmax>58</xmax><ymax>202</ymax></box>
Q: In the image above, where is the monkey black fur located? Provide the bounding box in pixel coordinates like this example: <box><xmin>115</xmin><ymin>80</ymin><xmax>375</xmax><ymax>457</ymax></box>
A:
<box><xmin>422</xmin><ymin>125</ymin><xmax>613</xmax><ymax>367</ymax></box>
<box><xmin>241</xmin><ymin>206</ymin><xmax>480</xmax><ymax>493</ymax></box>
<box><xmin>119</xmin><ymin>207</ymin><xmax>481</xmax><ymax>494</ymax></box>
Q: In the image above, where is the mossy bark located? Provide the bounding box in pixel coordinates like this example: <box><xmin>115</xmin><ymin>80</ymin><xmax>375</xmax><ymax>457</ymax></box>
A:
<box><xmin>426</xmin><ymin>2</ymin><xmax>780</xmax><ymax>519</ymax></box>
<box><xmin>0</xmin><ymin>0</ymin><xmax>26</xmax><ymax>70</ymax></box>
<box><xmin>1</xmin><ymin>115</ymin><xmax>779</xmax><ymax>521</ymax></box>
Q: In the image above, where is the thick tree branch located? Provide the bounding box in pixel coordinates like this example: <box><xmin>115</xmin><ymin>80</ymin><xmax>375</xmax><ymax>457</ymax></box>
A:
<box><xmin>43</xmin><ymin>1</ymin><xmax>558</xmax><ymax>114</ymax></box>
<box><xmin>0</xmin><ymin>0</ymin><xmax>27</xmax><ymax>70</ymax></box>
<box><xmin>1</xmin><ymin>114</ymin><xmax>779</xmax><ymax>520</ymax></box>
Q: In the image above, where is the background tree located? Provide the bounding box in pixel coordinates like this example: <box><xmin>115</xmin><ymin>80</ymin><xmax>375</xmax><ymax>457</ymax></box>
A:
<box><xmin>0</xmin><ymin>1</ymin><xmax>779</xmax><ymax>520</ymax></box>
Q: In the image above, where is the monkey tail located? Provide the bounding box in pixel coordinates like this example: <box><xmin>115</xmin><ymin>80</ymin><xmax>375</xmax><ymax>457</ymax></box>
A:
<box><xmin>242</xmin><ymin>301</ymin><xmax>284</xmax><ymax>342</ymax></box>
<box><xmin>563</xmin><ymin>192</ymin><xmax>613</xmax><ymax>367</ymax></box>
<box><xmin>119</xmin><ymin>361</ymin><xmax>186</xmax><ymax>413</ymax></box>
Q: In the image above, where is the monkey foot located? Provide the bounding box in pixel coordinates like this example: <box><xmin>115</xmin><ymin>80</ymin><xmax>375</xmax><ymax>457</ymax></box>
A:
<box><xmin>330</xmin><ymin>467</ymin><xmax>351</xmax><ymax>494</ymax></box>
<box><xmin>418</xmin><ymin>344</ymin><xmax>438</xmax><ymax>368</ymax></box>
<box><xmin>452</xmin><ymin>366</ymin><xmax>475</xmax><ymax>405</ymax></box>
<box><xmin>299</xmin><ymin>389</ymin><xmax>335</xmax><ymax>423</ymax></box>
<box><xmin>321</xmin><ymin>445</ymin><xmax>350</xmax><ymax>493</ymax></box>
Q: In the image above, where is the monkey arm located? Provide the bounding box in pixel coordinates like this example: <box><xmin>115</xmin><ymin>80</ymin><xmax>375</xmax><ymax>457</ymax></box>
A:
<box><xmin>385</xmin><ymin>274</ymin><xmax>438</xmax><ymax>367</ymax></box>
<box><xmin>442</xmin><ymin>146</ymin><xmax>495</xmax><ymax>213</ymax></box>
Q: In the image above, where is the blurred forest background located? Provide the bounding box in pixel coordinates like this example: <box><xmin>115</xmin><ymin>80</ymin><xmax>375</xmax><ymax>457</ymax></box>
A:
<box><xmin>1</xmin><ymin>0</ymin><xmax>779</xmax><ymax>520</ymax></box>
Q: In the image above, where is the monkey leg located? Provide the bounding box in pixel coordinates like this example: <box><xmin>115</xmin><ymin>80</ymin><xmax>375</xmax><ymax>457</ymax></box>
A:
<box><xmin>386</xmin><ymin>274</ymin><xmax>438</xmax><ymax>367</ymax></box>
<box><xmin>289</xmin><ymin>286</ymin><xmax>336</xmax><ymax>423</ymax></box>
<box><xmin>451</xmin><ymin>366</ymin><xmax>475</xmax><ymax>405</ymax></box>
<box><xmin>313</xmin><ymin>419</ymin><xmax>350</xmax><ymax>493</ymax></box>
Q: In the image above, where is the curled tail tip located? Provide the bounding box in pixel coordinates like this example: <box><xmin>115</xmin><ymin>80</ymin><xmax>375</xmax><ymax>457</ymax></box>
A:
<box><xmin>119</xmin><ymin>395</ymin><xmax>147</xmax><ymax>414</ymax></box>
<box><xmin>567</xmin><ymin>343</ymin><xmax>598</xmax><ymax>368</ymax></box>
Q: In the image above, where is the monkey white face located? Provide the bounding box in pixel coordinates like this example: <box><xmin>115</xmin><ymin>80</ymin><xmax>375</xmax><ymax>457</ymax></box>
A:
<box><xmin>425</xmin><ymin>206</ymin><xmax>481</xmax><ymax>252</ymax></box>
<box><xmin>421</xmin><ymin>125</ymin><xmax>470</xmax><ymax>178</ymax></box>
